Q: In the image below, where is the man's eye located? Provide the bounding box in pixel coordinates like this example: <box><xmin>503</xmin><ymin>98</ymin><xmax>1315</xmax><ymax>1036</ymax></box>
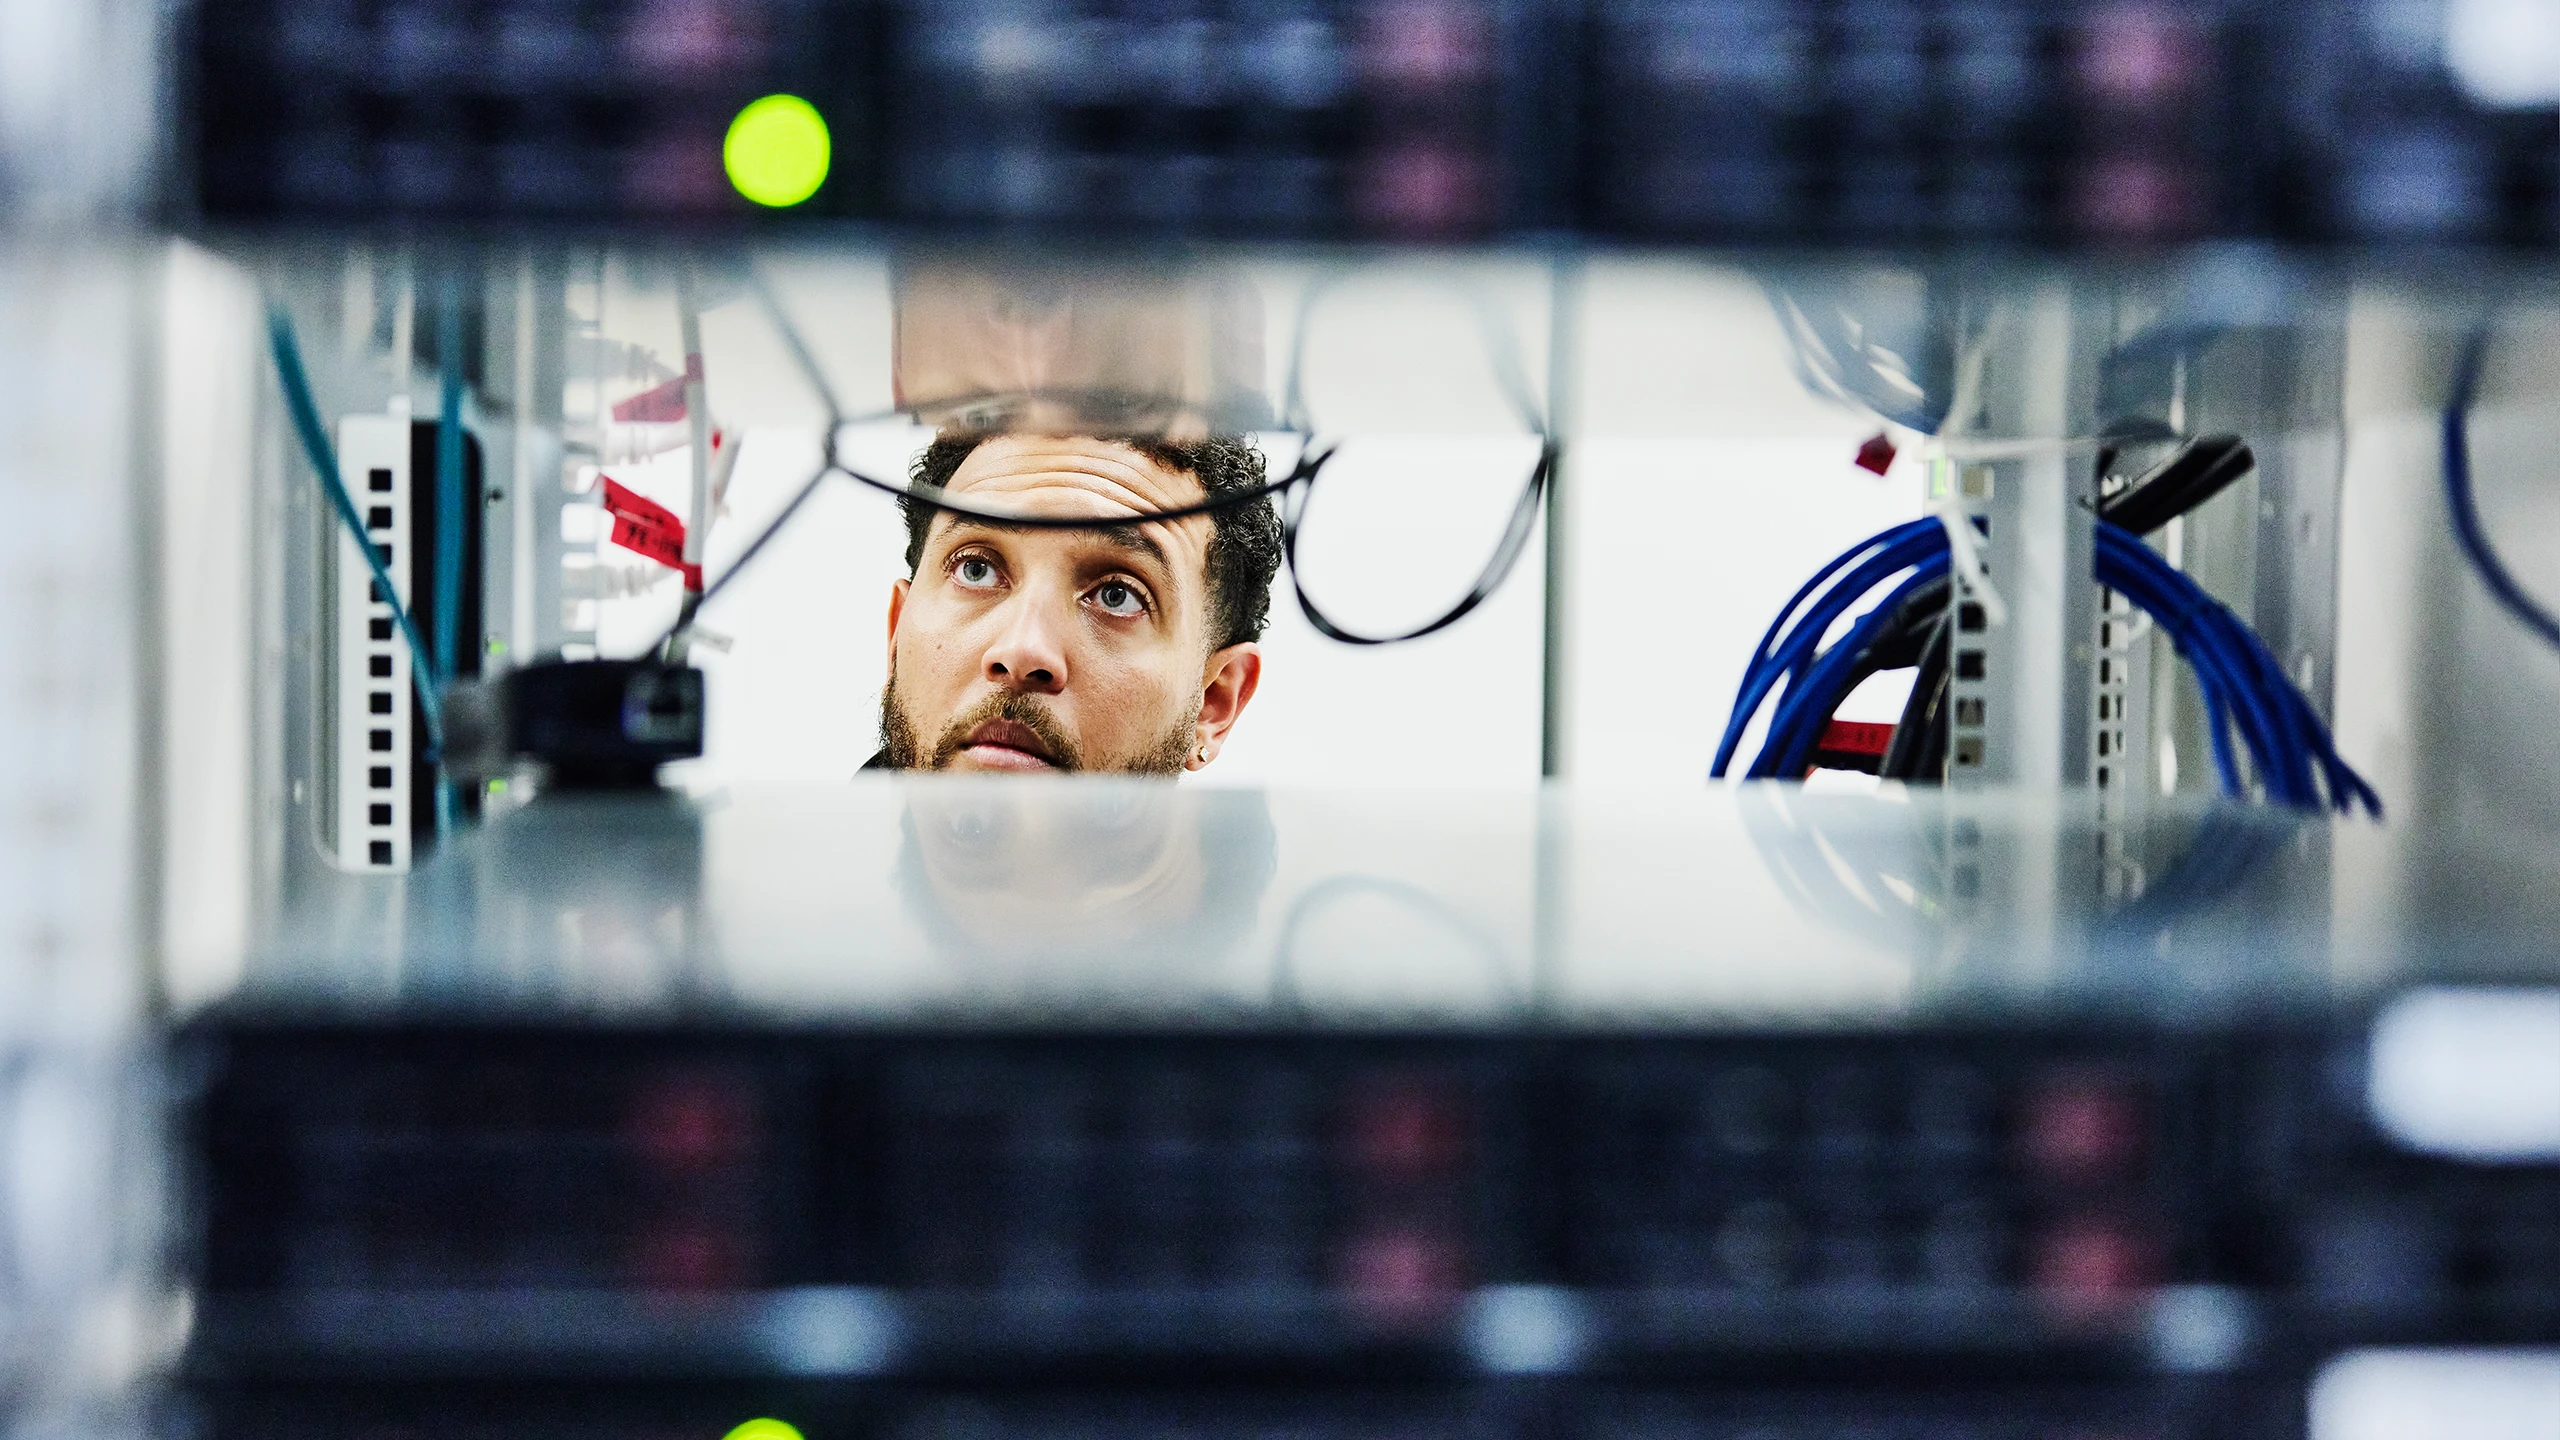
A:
<box><xmin>1091</xmin><ymin>580</ymin><xmax>1146</xmax><ymax>616</ymax></box>
<box><xmin>954</xmin><ymin>556</ymin><xmax>998</xmax><ymax>587</ymax></box>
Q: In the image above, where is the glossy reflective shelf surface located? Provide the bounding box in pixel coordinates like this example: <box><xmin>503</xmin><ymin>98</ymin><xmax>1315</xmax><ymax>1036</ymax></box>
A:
<box><xmin>219</xmin><ymin>780</ymin><xmax>2560</xmax><ymax>1027</ymax></box>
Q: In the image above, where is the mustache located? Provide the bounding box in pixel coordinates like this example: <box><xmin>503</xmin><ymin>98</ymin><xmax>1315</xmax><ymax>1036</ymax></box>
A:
<box><xmin>928</xmin><ymin>690</ymin><xmax>1085</xmax><ymax>772</ymax></box>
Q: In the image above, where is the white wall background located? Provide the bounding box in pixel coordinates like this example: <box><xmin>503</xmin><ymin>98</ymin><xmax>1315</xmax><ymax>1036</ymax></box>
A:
<box><xmin>1560</xmin><ymin>435</ymin><xmax>1922</xmax><ymax>786</ymax></box>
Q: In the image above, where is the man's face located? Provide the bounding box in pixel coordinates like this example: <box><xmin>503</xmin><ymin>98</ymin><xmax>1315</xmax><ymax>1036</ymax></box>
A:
<box><xmin>881</xmin><ymin>436</ymin><xmax>1262</xmax><ymax>774</ymax></box>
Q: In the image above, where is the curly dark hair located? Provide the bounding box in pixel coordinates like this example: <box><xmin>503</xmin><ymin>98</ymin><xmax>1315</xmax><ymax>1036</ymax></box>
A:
<box><xmin>901</xmin><ymin>433</ymin><xmax>1284</xmax><ymax>651</ymax></box>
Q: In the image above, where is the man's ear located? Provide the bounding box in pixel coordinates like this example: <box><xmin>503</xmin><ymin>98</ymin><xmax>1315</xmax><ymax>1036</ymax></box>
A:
<box><xmin>1187</xmin><ymin>642</ymin><xmax>1262</xmax><ymax>770</ymax></box>
<box><xmin>885</xmin><ymin>578</ymin><xmax>910</xmax><ymax>684</ymax></box>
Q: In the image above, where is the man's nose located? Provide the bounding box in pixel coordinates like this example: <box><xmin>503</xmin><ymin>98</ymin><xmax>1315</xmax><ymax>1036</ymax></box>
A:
<box><xmin>982</xmin><ymin>597</ymin><xmax>1069</xmax><ymax>694</ymax></box>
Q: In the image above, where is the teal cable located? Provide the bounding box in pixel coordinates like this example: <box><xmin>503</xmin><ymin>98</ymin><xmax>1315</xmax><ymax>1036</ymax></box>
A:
<box><xmin>434</xmin><ymin>279</ymin><xmax>466</xmax><ymax>696</ymax></box>
<box><xmin>432</xmin><ymin>278</ymin><xmax>467</xmax><ymax>838</ymax></box>
<box><xmin>264</xmin><ymin>302</ymin><xmax>445</xmax><ymax>754</ymax></box>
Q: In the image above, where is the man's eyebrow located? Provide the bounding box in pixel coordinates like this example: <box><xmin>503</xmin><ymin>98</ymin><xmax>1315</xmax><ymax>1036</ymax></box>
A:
<box><xmin>936</xmin><ymin>516</ymin><xmax>1172</xmax><ymax>571</ymax></box>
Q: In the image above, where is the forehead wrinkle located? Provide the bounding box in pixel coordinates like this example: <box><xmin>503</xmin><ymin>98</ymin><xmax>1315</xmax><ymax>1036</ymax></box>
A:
<box><xmin>931</xmin><ymin>515</ymin><xmax>1174</xmax><ymax>576</ymax></box>
<box><xmin>935</xmin><ymin>440</ymin><xmax>1214</xmax><ymax>594</ymax></box>
<box><xmin>949</xmin><ymin>438</ymin><xmax>1210</xmax><ymax>519</ymax></box>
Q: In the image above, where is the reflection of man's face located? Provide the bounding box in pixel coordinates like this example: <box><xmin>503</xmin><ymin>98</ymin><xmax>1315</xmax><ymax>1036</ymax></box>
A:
<box><xmin>903</xmin><ymin>781</ymin><xmax>1207</xmax><ymax>959</ymax></box>
<box><xmin>880</xmin><ymin>436</ymin><xmax>1261</xmax><ymax>774</ymax></box>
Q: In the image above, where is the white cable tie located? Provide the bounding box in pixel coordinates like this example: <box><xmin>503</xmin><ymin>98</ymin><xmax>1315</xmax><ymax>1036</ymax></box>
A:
<box><xmin>1936</xmin><ymin>506</ymin><xmax>2008</xmax><ymax>629</ymax></box>
<box><xmin>564</xmin><ymin>562</ymin><xmax>677</xmax><ymax>601</ymax></box>
<box><xmin>677</xmin><ymin>273</ymin><xmax>713</xmax><ymax>570</ymax></box>
<box><xmin>709</xmin><ymin>425</ymin><xmax>745</xmax><ymax>512</ymax></box>
<box><xmin>598</xmin><ymin>419</ymin><xmax>694</xmax><ymax>464</ymax></box>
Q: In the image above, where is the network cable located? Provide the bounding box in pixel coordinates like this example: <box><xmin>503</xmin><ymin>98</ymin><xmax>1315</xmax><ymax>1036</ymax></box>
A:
<box><xmin>1710</xmin><ymin>517</ymin><xmax>1949</xmax><ymax>777</ymax></box>
<box><xmin>2442</xmin><ymin>321</ymin><xmax>2560</xmax><ymax>652</ymax></box>
<box><xmin>1867</xmin><ymin>434</ymin><xmax>2253</xmax><ymax>784</ymax></box>
<box><xmin>266</xmin><ymin>303</ymin><xmax>446</xmax><ymax>766</ymax></box>
<box><xmin>432</xmin><ymin>276</ymin><xmax>467</xmax><ymax>838</ymax></box>
<box><xmin>1716</xmin><ymin>509</ymin><xmax>2380</xmax><ymax>816</ymax></box>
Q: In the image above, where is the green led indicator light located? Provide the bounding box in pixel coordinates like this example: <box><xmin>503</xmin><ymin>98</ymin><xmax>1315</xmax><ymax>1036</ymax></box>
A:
<box><xmin>722</xmin><ymin>1422</ymin><xmax>804</xmax><ymax>1440</ymax></box>
<box><xmin>724</xmin><ymin>95</ymin><xmax>830</xmax><ymax>208</ymax></box>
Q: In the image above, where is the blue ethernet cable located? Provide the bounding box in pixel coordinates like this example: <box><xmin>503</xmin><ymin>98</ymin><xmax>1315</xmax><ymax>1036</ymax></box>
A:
<box><xmin>1713</xmin><ymin>520</ymin><xmax>1945</xmax><ymax>775</ymax></box>
<box><xmin>2095</xmin><ymin>531</ymin><xmax>2304</xmax><ymax>805</ymax></box>
<box><xmin>2094</xmin><ymin>524</ymin><xmax>2377</xmax><ymax>814</ymax></box>
<box><xmin>1723</xmin><ymin>514</ymin><xmax>2380</xmax><ymax>815</ymax></box>
<box><xmin>1736</xmin><ymin>519</ymin><xmax>1943</xmax><ymax>697</ymax></box>
<box><xmin>1720</xmin><ymin>540</ymin><xmax>1939</xmax><ymax>776</ymax></box>
<box><xmin>1758</xmin><ymin>559</ymin><xmax>1950</xmax><ymax>779</ymax></box>
<box><xmin>2442</xmin><ymin>322</ymin><xmax>2560</xmax><ymax>652</ymax></box>
<box><xmin>1720</xmin><ymin>528</ymin><xmax>1946</xmax><ymax>778</ymax></box>
<box><xmin>2097</xmin><ymin>525</ymin><xmax>2373</xmax><ymax>812</ymax></box>
<box><xmin>2090</xmin><ymin>529</ymin><xmax>2259</xmax><ymax>798</ymax></box>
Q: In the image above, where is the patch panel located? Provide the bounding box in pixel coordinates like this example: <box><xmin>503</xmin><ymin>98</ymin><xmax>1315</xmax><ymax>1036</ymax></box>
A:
<box><xmin>1942</xmin><ymin>462</ymin><xmax>1997</xmax><ymax>785</ymax></box>
<box><xmin>324</xmin><ymin>414</ymin><xmax>486</xmax><ymax>872</ymax></box>
<box><xmin>329</xmin><ymin>413</ymin><xmax>413</xmax><ymax>872</ymax></box>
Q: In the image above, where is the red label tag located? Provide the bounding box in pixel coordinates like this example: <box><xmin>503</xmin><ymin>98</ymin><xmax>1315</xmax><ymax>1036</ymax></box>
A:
<box><xmin>611</xmin><ymin>373</ymin><xmax>689</xmax><ymax>424</ymax></box>
<box><xmin>1817</xmin><ymin>719</ymin><xmax>1896</xmax><ymax>757</ymax></box>
<box><xmin>609</xmin><ymin>355</ymin><xmax>704</xmax><ymax>424</ymax></box>
<box><xmin>1854</xmin><ymin>432</ymin><xmax>1897</xmax><ymax>475</ymax></box>
<box><xmin>601</xmin><ymin>477</ymin><xmax>701</xmax><ymax>589</ymax></box>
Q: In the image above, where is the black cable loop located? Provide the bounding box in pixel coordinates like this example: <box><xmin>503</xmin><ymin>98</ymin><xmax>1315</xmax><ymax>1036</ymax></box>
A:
<box><xmin>655</xmin><ymin>261</ymin><xmax>1555</xmax><ymax>658</ymax></box>
<box><xmin>1271</xmin><ymin>263</ymin><xmax>1554</xmax><ymax>644</ymax></box>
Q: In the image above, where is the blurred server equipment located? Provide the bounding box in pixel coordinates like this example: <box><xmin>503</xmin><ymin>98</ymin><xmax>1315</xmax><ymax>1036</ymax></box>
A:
<box><xmin>184</xmin><ymin>1</ymin><xmax>2560</xmax><ymax>242</ymax></box>
<box><xmin>167</xmin><ymin>776</ymin><xmax>2560</xmax><ymax>1440</ymax></box>
<box><xmin>180</xmin><ymin>1002</ymin><xmax>2560</xmax><ymax>1429</ymax></box>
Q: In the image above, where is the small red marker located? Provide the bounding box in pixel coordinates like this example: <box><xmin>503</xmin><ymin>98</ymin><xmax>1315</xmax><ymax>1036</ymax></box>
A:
<box><xmin>1855</xmin><ymin>432</ymin><xmax>1897</xmax><ymax>475</ymax></box>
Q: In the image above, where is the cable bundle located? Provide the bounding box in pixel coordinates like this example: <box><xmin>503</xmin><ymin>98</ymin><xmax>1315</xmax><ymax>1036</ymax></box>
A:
<box><xmin>2091</xmin><ymin>524</ymin><xmax>2378</xmax><ymax>814</ymax></box>
<box><xmin>1715</xmin><ymin>517</ymin><xmax>2380</xmax><ymax>816</ymax></box>
<box><xmin>1712</xmin><ymin>518</ymin><xmax>1949</xmax><ymax>781</ymax></box>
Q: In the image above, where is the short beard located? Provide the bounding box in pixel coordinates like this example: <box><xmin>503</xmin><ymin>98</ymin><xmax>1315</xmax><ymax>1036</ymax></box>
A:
<box><xmin>880</xmin><ymin>668</ymin><xmax>1198</xmax><ymax>776</ymax></box>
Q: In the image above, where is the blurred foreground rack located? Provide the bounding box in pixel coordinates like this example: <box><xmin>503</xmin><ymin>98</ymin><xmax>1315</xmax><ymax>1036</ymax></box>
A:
<box><xmin>182</xmin><ymin>1019</ymin><xmax>2558</xmax><ymax>1378</ymax></box>
<box><xmin>188</xmin><ymin>0</ymin><xmax>2560</xmax><ymax>244</ymax></box>
<box><xmin>173</xmin><ymin>783</ymin><xmax>2560</xmax><ymax>1440</ymax></box>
